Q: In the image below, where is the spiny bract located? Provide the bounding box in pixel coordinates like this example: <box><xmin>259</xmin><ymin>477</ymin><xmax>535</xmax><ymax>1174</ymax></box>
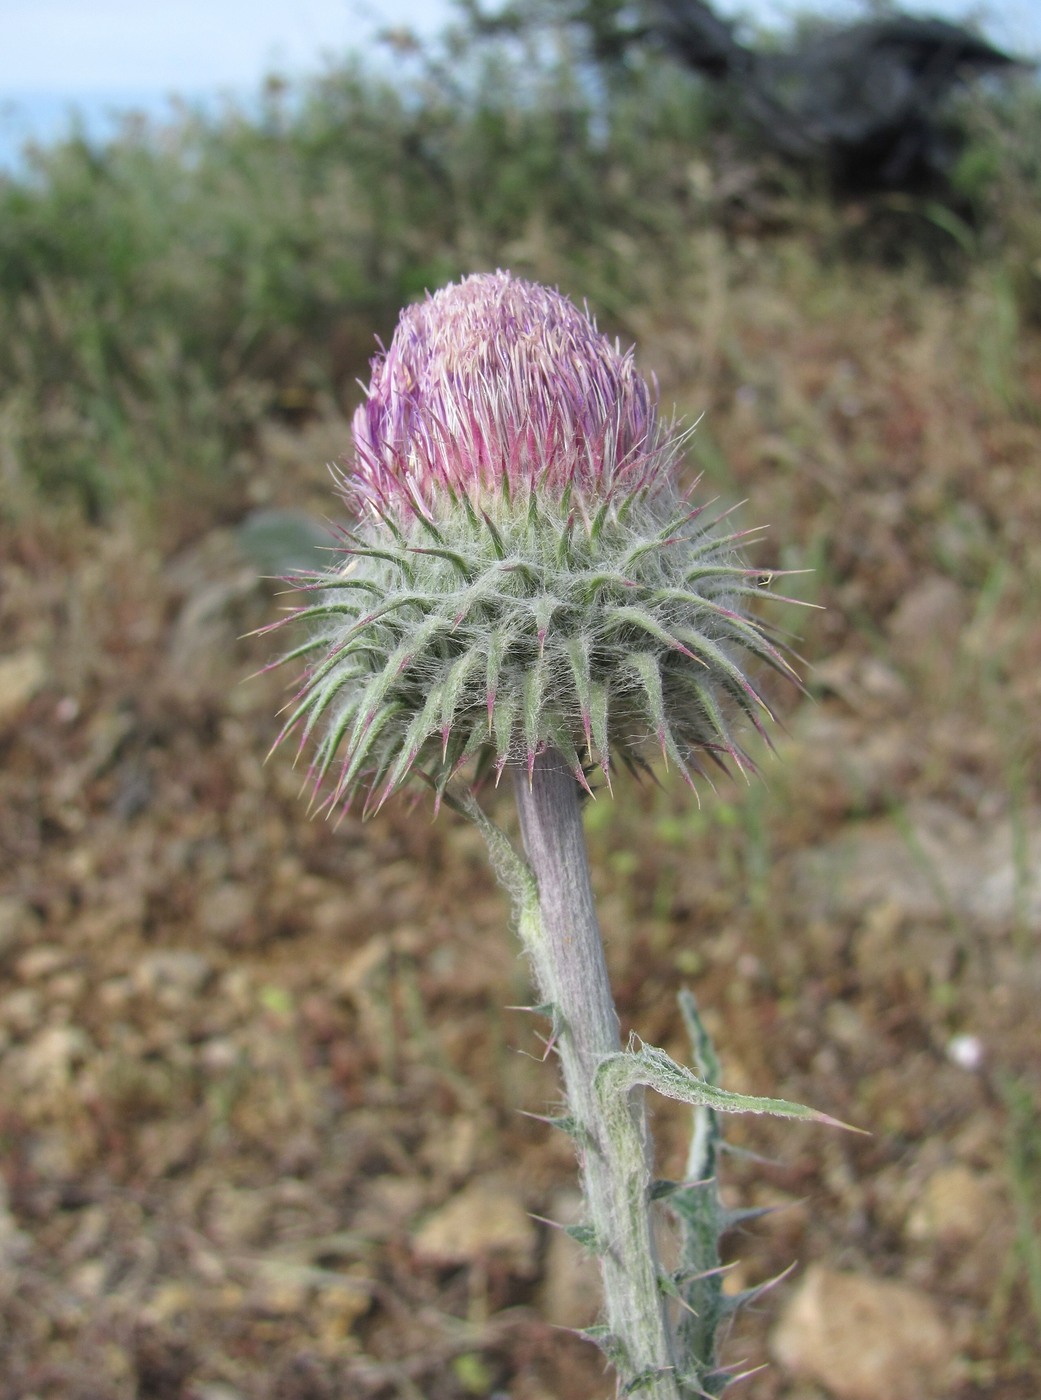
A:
<box><xmin>270</xmin><ymin>270</ymin><xmax>794</xmax><ymax>814</ymax></box>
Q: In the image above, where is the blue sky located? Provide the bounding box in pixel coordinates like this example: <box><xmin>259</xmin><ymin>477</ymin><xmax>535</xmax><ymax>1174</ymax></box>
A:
<box><xmin>1</xmin><ymin>0</ymin><xmax>1037</xmax><ymax>167</ymax></box>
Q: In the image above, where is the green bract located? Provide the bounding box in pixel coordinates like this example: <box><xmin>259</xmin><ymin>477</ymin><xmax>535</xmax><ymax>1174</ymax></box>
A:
<box><xmin>275</xmin><ymin>488</ymin><xmax>790</xmax><ymax>815</ymax></box>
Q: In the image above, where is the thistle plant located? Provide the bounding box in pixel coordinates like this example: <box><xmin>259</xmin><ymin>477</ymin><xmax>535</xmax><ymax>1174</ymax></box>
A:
<box><xmin>269</xmin><ymin>271</ymin><xmax>837</xmax><ymax>1397</ymax></box>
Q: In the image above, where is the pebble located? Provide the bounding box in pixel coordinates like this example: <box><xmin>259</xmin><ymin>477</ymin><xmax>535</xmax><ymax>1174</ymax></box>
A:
<box><xmin>13</xmin><ymin>1025</ymin><xmax>92</xmax><ymax>1094</ymax></box>
<box><xmin>905</xmin><ymin>1165</ymin><xmax>999</xmax><ymax>1246</ymax></box>
<box><xmin>771</xmin><ymin>1265</ymin><xmax>955</xmax><ymax>1400</ymax></box>
<box><xmin>0</xmin><ymin>896</ymin><xmax>40</xmax><ymax>960</ymax></box>
<box><xmin>351</xmin><ymin>1175</ymin><xmax>427</xmax><ymax>1239</ymax></box>
<box><xmin>538</xmin><ymin>1190</ymin><xmax>600</xmax><ymax>1329</ymax></box>
<box><xmin>134</xmin><ymin>950</ymin><xmax>213</xmax><ymax>999</ymax></box>
<box><xmin>0</xmin><ymin>987</ymin><xmax>43</xmax><ymax>1037</ymax></box>
<box><xmin>314</xmin><ymin>1277</ymin><xmax>371</xmax><ymax>1349</ymax></box>
<box><xmin>15</xmin><ymin>945</ymin><xmax>70</xmax><ymax>981</ymax></box>
<box><xmin>0</xmin><ymin>648</ymin><xmax>46</xmax><ymax>726</ymax></box>
<box><xmin>411</xmin><ymin>1176</ymin><xmax>538</xmax><ymax>1275</ymax></box>
<box><xmin>199</xmin><ymin>883</ymin><xmax>255</xmax><ymax>942</ymax></box>
<box><xmin>887</xmin><ymin>575</ymin><xmax>965</xmax><ymax>663</ymax></box>
<box><xmin>792</xmin><ymin>800</ymin><xmax>1041</xmax><ymax>933</ymax></box>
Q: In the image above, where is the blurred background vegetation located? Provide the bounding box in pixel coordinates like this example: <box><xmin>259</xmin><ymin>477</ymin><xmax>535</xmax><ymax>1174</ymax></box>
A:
<box><xmin>1</xmin><ymin>0</ymin><xmax>1038</xmax><ymax>524</ymax></box>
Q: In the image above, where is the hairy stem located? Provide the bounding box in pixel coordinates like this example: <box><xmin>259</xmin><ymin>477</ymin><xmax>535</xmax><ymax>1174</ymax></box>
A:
<box><xmin>511</xmin><ymin>750</ymin><xmax>679</xmax><ymax>1397</ymax></box>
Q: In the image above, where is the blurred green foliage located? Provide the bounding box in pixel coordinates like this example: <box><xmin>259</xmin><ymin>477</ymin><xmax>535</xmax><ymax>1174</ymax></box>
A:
<box><xmin>0</xmin><ymin>8</ymin><xmax>1037</xmax><ymax>522</ymax></box>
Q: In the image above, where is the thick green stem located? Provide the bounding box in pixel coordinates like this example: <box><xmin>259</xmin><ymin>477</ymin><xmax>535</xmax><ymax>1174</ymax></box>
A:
<box><xmin>511</xmin><ymin>750</ymin><xmax>680</xmax><ymax>1398</ymax></box>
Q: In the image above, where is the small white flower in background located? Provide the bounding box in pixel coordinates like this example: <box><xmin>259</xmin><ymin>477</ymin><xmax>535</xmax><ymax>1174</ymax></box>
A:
<box><xmin>947</xmin><ymin>1033</ymin><xmax>984</xmax><ymax>1070</ymax></box>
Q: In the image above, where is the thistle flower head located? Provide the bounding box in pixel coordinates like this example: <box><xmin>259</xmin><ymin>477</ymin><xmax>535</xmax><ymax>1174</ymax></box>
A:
<box><xmin>272</xmin><ymin>271</ymin><xmax>796</xmax><ymax>813</ymax></box>
<box><xmin>351</xmin><ymin>270</ymin><xmax>664</xmax><ymax>518</ymax></box>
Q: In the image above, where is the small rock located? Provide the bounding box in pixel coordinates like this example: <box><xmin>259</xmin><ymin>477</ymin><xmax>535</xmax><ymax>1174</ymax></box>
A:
<box><xmin>411</xmin><ymin>1176</ymin><xmax>538</xmax><ymax>1275</ymax></box>
<box><xmin>0</xmin><ymin>648</ymin><xmax>46</xmax><ymax>727</ymax></box>
<box><xmin>199</xmin><ymin>883</ymin><xmax>255</xmax><ymax>942</ymax></box>
<box><xmin>906</xmin><ymin>1165</ymin><xmax>998</xmax><ymax>1246</ymax></box>
<box><xmin>0</xmin><ymin>896</ymin><xmax>40</xmax><ymax>960</ymax></box>
<box><xmin>15</xmin><ymin>945</ymin><xmax>70</xmax><ymax>981</ymax></box>
<box><xmin>206</xmin><ymin>1185</ymin><xmax>271</xmax><ymax>1249</ymax></box>
<box><xmin>14</xmin><ymin>1025</ymin><xmax>92</xmax><ymax>1094</ymax></box>
<box><xmin>0</xmin><ymin>987</ymin><xmax>42</xmax><ymax>1036</ymax></box>
<box><xmin>352</xmin><ymin>1175</ymin><xmax>427</xmax><ymax>1238</ymax></box>
<box><xmin>250</xmin><ymin>1271</ymin><xmax>310</xmax><ymax>1317</ymax></box>
<box><xmin>199</xmin><ymin>1036</ymin><xmax>242</xmax><ymax>1072</ymax></box>
<box><xmin>337</xmin><ymin>936</ymin><xmax>392</xmax><ymax>1000</ymax></box>
<box><xmin>887</xmin><ymin>575</ymin><xmax>964</xmax><ymax>663</ymax></box>
<box><xmin>771</xmin><ymin>1265</ymin><xmax>955</xmax><ymax>1400</ymax></box>
<box><xmin>69</xmin><ymin>1259</ymin><xmax>109</xmax><ymax>1299</ymax></box>
<box><xmin>143</xmin><ymin>1281</ymin><xmax>196</xmax><ymax>1323</ymax></box>
<box><xmin>538</xmin><ymin>1190</ymin><xmax>601</xmax><ymax>1329</ymax></box>
<box><xmin>135</xmin><ymin>950</ymin><xmax>213</xmax><ymax>999</ymax></box>
<box><xmin>421</xmin><ymin>1115</ymin><xmax>480</xmax><ymax>1182</ymax></box>
<box><xmin>314</xmin><ymin>1278</ymin><xmax>371</xmax><ymax>1348</ymax></box>
<box><xmin>792</xmin><ymin>800</ymin><xmax>1041</xmax><ymax>933</ymax></box>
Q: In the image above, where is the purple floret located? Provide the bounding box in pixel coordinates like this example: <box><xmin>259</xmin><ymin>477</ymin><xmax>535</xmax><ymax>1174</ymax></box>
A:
<box><xmin>350</xmin><ymin>270</ymin><xmax>668</xmax><ymax>518</ymax></box>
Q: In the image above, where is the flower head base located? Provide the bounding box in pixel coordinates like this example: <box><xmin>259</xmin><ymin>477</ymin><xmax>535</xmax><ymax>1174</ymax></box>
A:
<box><xmin>271</xmin><ymin>272</ymin><xmax>797</xmax><ymax>813</ymax></box>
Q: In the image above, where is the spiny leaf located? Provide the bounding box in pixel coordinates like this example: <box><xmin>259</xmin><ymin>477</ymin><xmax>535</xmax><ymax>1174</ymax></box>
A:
<box><xmin>481</xmin><ymin>511</ymin><xmax>508</xmax><ymax>560</ymax></box>
<box><xmin>564</xmin><ymin>1222</ymin><xmax>600</xmax><ymax>1251</ymax></box>
<box><xmin>379</xmin><ymin>685</ymin><xmax>446</xmax><ymax>794</ymax></box>
<box><xmin>485</xmin><ymin>626</ymin><xmax>513</xmax><ymax>731</ymax></box>
<box><xmin>564</xmin><ymin>635</ymin><xmax>593</xmax><ymax>750</ymax></box>
<box><xmin>574</xmin><ymin>568</ymin><xmax>635</xmax><ymax>604</ymax></box>
<box><xmin>301</xmin><ymin>573</ymin><xmax>383</xmax><ymax>596</ymax></box>
<box><xmin>621</xmin><ymin>1365</ymin><xmax>676</xmax><ymax>1395</ymax></box>
<box><xmin>606</xmin><ymin>605</ymin><xmax>697</xmax><ymax>659</ymax></box>
<box><xmin>597</xmin><ymin>1041</ymin><xmax>861</xmax><ymax>1133</ymax></box>
<box><xmin>718</xmin><ymin>1262</ymin><xmax>796</xmax><ymax>1318</ymax></box>
<box><xmin>673</xmin><ymin>627</ymin><xmax>771</xmax><ymax>714</ymax></box>
<box><xmin>588</xmin><ymin>680</ymin><xmax>611</xmax><ymax>780</ymax></box>
<box><xmin>408</xmin><ymin>544</ymin><xmax>474</xmax><ymax>578</ymax></box>
<box><xmin>438</xmin><ymin>650</ymin><xmax>482</xmax><ymax>734</ymax></box>
<box><xmin>522</xmin><ymin>659</ymin><xmax>546</xmax><ymax>767</ymax></box>
<box><xmin>657</xmin><ymin>1269</ymin><xmax>699</xmax><ymax>1315</ymax></box>
<box><xmin>576</xmin><ymin>1326</ymin><xmax>627</xmax><ymax>1367</ymax></box>
<box><xmin>335</xmin><ymin>699</ymin><xmax>408</xmax><ymax>800</ymax></box>
<box><xmin>530</xmin><ymin>594</ymin><xmax>561</xmax><ymax>656</ymax></box>
<box><xmin>545</xmin><ymin>713</ymin><xmax>593</xmax><ymax>796</ymax></box>
<box><xmin>629</xmin><ymin>653</ymin><xmax>690</xmax><ymax>775</ymax></box>
<box><xmin>492</xmin><ymin>689</ymin><xmax>519</xmax><ymax>767</ymax></box>
<box><xmin>518</xmin><ymin>1110</ymin><xmax>579</xmax><ymax>1136</ymax></box>
<box><xmin>589</xmin><ymin>497</ymin><xmax>612</xmax><ymax>545</ymax></box>
<box><xmin>342</xmin><ymin>543</ymin><xmax>417</xmax><ymax>582</ymax></box>
<box><xmin>278</xmin><ymin>665</ymin><xmax>365</xmax><ymax>755</ymax></box>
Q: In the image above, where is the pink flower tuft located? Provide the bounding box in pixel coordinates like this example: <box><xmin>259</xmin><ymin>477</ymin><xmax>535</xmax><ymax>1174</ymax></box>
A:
<box><xmin>350</xmin><ymin>270</ymin><xmax>668</xmax><ymax>519</ymax></box>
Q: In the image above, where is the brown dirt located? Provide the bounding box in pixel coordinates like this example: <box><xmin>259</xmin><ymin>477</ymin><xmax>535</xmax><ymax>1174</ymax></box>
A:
<box><xmin>1</xmin><ymin>270</ymin><xmax>1040</xmax><ymax>1400</ymax></box>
